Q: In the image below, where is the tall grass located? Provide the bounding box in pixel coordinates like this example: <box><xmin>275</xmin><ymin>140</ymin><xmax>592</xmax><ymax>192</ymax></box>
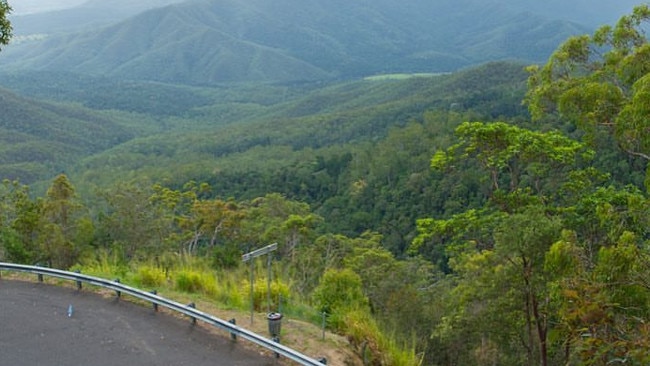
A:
<box><xmin>133</xmin><ymin>265</ymin><xmax>166</xmax><ymax>289</ymax></box>
<box><xmin>344</xmin><ymin>310</ymin><xmax>422</xmax><ymax>366</ymax></box>
<box><xmin>72</xmin><ymin>249</ymin><xmax>128</xmax><ymax>279</ymax></box>
<box><xmin>213</xmin><ymin>273</ymin><xmax>245</xmax><ymax>309</ymax></box>
<box><xmin>175</xmin><ymin>269</ymin><xmax>217</xmax><ymax>296</ymax></box>
<box><xmin>240</xmin><ymin>276</ymin><xmax>290</xmax><ymax>312</ymax></box>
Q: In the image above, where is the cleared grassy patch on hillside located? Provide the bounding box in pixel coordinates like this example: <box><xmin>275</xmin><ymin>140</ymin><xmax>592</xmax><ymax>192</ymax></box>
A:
<box><xmin>364</xmin><ymin>72</ymin><xmax>446</xmax><ymax>81</ymax></box>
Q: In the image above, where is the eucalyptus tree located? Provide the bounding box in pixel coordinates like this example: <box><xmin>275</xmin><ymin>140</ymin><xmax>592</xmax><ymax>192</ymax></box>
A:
<box><xmin>526</xmin><ymin>4</ymin><xmax>650</xmax><ymax>186</ymax></box>
<box><xmin>415</xmin><ymin>120</ymin><xmax>596</xmax><ymax>365</ymax></box>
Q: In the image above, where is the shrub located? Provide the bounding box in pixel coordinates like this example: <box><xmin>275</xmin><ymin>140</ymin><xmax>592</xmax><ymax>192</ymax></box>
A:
<box><xmin>134</xmin><ymin>265</ymin><xmax>166</xmax><ymax>288</ymax></box>
<box><xmin>312</xmin><ymin>268</ymin><xmax>369</xmax><ymax>330</ymax></box>
<box><xmin>215</xmin><ymin>274</ymin><xmax>245</xmax><ymax>309</ymax></box>
<box><xmin>345</xmin><ymin>310</ymin><xmax>421</xmax><ymax>366</ymax></box>
<box><xmin>73</xmin><ymin>250</ymin><xmax>128</xmax><ymax>279</ymax></box>
<box><xmin>175</xmin><ymin>269</ymin><xmax>217</xmax><ymax>296</ymax></box>
<box><xmin>240</xmin><ymin>277</ymin><xmax>290</xmax><ymax>311</ymax></box>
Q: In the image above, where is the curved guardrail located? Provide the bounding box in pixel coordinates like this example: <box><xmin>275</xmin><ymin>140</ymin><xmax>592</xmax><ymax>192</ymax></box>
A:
<box><xmin>0</xmin><ymin>262</ymin><xmax>326</xmax><ymax>366</ymax></box>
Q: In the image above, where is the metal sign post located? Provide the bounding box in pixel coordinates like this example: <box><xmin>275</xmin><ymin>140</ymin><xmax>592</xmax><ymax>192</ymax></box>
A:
<box><xmin>242</xmin><ymin>243</ymin><xmax>278</xmax><ymax>325</ymax></box>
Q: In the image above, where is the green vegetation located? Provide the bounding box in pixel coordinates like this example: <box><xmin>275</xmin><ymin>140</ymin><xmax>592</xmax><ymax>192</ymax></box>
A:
<box><xmin>2</xmin><ymin>6</ymin><xmax>650</xmax><ymax>365</ymax></box>
<box><xmin>0</xmin><ymin>0</ymin><xmax>10</xmax><ymax>50</ymax></box>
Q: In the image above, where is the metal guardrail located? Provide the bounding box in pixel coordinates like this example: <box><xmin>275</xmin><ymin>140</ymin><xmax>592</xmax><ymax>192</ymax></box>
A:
<box><xmin>0</xmin><ymin>262</ymin><xmax>326</xmax><ymax>366</ymax></box>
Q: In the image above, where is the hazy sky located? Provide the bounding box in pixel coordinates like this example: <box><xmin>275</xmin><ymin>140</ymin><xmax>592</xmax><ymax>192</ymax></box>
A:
<box><xmin>10</xmin><ymin>0</ymin><xmax>87</xmax><ymax>15</ymax></box>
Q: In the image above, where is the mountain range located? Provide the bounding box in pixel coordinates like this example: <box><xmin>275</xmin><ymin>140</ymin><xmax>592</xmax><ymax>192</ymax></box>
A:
<box><xmin>0</xmin><ymin>0</ymin><xmax>623</xmax><ymax>84</ymax></box>
<box><xmin>9</xmin><ymin>0</ymin><xmax>186</xmax><ymax>36</ymax></box>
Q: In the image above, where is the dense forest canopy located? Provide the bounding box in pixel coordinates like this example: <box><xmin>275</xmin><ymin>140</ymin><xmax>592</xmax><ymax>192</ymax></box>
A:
<box><xmin>1</xmin><ymin>3</ymin><xmax>650</xmax><ymax>366</ymax></box>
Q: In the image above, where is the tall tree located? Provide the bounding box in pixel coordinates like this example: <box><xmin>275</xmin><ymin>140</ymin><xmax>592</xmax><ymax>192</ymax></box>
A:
<box><xmin>431</xmin><ymin>121</ymin><xmax>591</xmax><ymax>209</ymax></box>
<box><xmin>0</xmin><ymin>0</ymin><xmax>10</xmax><ymax>49</ymax></box>
<box><xmin>0</xmin><ymin>180</ymin><xmax>41</xmax><ymax>263</ymax></box>
<box><xmin>417</xmin><ymin>119</ymin><xmax>604</xmax><ymax>364</ymax></box>
<box><xmin>526</xmin><ymin>5</ymin><xmax>650</xmax><ymax>180</ymax></box>
<box><xmin>96</xmin><ymin>182</ymin><xmax>161</xmax><ymax>260</ymax></box>
<box><xmin>41</xmin><ymin>174</ymin><xmax>91</xmax><ymax>268</ymax></box>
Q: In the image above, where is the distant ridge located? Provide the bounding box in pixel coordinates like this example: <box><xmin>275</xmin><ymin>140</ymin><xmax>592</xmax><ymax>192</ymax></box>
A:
<box><xmin>9</xmin><ymin>0</ymin><xmax>185</xmax><ymax>35</ymax></box>
<box><xmin>1</xmin><ymin>0</ymin><xmax>590</xmax><ymax>84</ymax></box>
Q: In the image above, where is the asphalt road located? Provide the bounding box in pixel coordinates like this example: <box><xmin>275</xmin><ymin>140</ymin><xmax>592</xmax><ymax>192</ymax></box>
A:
<box><xmin>0</xmin><ymin>279</ymin><xmax>276</xmax><ymax>366</ymax></box>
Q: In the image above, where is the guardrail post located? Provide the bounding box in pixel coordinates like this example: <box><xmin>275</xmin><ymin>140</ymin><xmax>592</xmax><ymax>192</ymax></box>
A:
<box><xmin>272</xmin><ymin>336</ymin><xmax>280</xmax><ymax>359</ymax></box>
<box><xmin>228</xmin><ymin>318</ymin><xmax>237</xmax><ymax>341</ymax></box>
<box><xmin>74</xmin><ymin>270</ymin><xmax>82</xmax><ymax>290</ymax></box>
<box><xmin>318</xmin><ymin>357</ymin><xmax>327</xmax><ymax>364</ymax></box>
<box><xmin>187</xmin><ymin>302</ymin><xmax>197</xmax><ymax>324</ymax></box>
<box><xmin>38</xmin><ymin>273</ymin><xmax>43</xmax><ymax>282</ymax></box>
<box><xmin>114</xmin><ymin>279</ymin><xmax>121</xmax><ymax>299</ymax></box>
<box><xmin>150</xmin><ymin>290</ymin><xmax>158</xmax><ymax>312</ymax></box>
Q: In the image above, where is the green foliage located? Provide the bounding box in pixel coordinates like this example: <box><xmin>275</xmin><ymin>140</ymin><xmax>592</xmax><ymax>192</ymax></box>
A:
<box><xmin>343</xmin><ymin>310</ymin><xmax>422</xmax><ymax>366</ymax></box>
<box><xmin>312</xmin><ymin>268</ymin><xmax>369</xmax><ymax>331</ymax></box>
<box><xmin>0</xmin><ymin>72</ymin><xmax>214</xmax><ymax>116</ymax></box>
<box><xmin>433</xmin><ymin>121</ymin><xmax>591</xmax><ymax>198</ymax></box>
<box><xmin>0</xmin><ymin>0</ymin><xmax>10</xmax><ymax>50</ymax></box>
<box><xmin>134</xmin><ymin>265</ymin><xmax>167</xmax><ymax>289</ymax></box>
<box><xmin>240</xmin><ymin>277</ymin><xmax>290</xmax><ymax>312</ymax></box>
<box><xmin>2</xmin><ymin>8</ymin><xmax>650</xmax><ymax>362</ymax></box>
<box><xmin>411</xmin><ymin>208</ymin><xmax>506</xmax><ymax>272</ymax></box>
<box><xmin>0</xmin><ymin>227</ymin><xmax>29</xmax><ymax>263</ymax></box>
<box><xmin>0</xmin><ymin>179</ymin><xmax>41</xmax><ymax>263</ymax></box>
<box><xmin>175</xmin><ymin>269</ymin><xmax>216</xmax><ymax>296</ymax></box>
<box><xmin>0</xmin><ymin>87</ymin><xmax>135</xmax><ymax>184</ymax></box>
<box><xmin>544</xmin><ymin>230</ymin><xmax>583</xmax><ymax>278</ymax></box>
<box><xmin>526</xmin><ymin>4</ymin><xmax>650</xmax><ymax>174</ymax></box>
<box><xmin>0</xmin><ymin>62</ymin><xmax>535</xmax><ymax>259</ymax></box>
<box><xmin>39</xmin><ymin>174</ymin><xmax>90</xmax><ymax>268</ymax></box>
<box><xmin>595</xmin><ymin>232</ymin><xmax>649</xmax><ymax>316</ymax></box>
<box><xmin>72</xmin><ymin>249</ymin><xmax>129</xmax><ymax>279</ymax></box>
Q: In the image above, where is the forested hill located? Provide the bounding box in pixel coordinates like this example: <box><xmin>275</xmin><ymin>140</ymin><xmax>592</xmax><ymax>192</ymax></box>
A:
<box><xmin>0</xmin><ymin>0</ymin><xmax>589</xmax><ymax>84</ymax></box>
<box><xmin>0</xmin><ymin>62</ymin><xmax>527</xmax><ymax>187</ymax></box>
<box><xmin>0</xmin><ymin>87</ymin><xmax>136</xmax><ymax>183</ymax></box>
<box><xmin>69</xmin><ymin>62</ymin><xmax>535</xmax><ymax>253</ymax></box>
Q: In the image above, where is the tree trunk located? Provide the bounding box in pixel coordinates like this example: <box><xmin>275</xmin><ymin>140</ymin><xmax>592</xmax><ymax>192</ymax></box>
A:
<box><xmin>523</xmin><ymin>258</ymin><xmax>535</xmax><ymax>365</ymax></box>
<box><xmin>532</xmin><ymin>294</ymin><xmax>548</xmax><ymax>366</ymax></box>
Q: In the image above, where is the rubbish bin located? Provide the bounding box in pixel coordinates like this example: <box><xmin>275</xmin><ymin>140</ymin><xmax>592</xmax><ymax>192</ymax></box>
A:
<box><xmin>267</xmin><ymin>312</ymin><xmax>283</xmax><ymax>337</ymax></box>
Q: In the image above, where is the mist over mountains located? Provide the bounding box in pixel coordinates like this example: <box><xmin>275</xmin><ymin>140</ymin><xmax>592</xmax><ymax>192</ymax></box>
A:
<box><xmin>9</xmin><ymin>0</ymin><xmax>186</xmax><ymax>35</ymax></box>
<box><xmin>10</xmin><ymin>0</ymin><xmax>86</xmax><ymax>15</ymax></box>
<box><xmin>507</xmin><ymin>0</ymin><xmax>640</xmax><ymax>26</ymax></box>
<box><xmin>2</xmin><ymin>0</ymin><xmax>638</xmax><ymax>85</ymax></box>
